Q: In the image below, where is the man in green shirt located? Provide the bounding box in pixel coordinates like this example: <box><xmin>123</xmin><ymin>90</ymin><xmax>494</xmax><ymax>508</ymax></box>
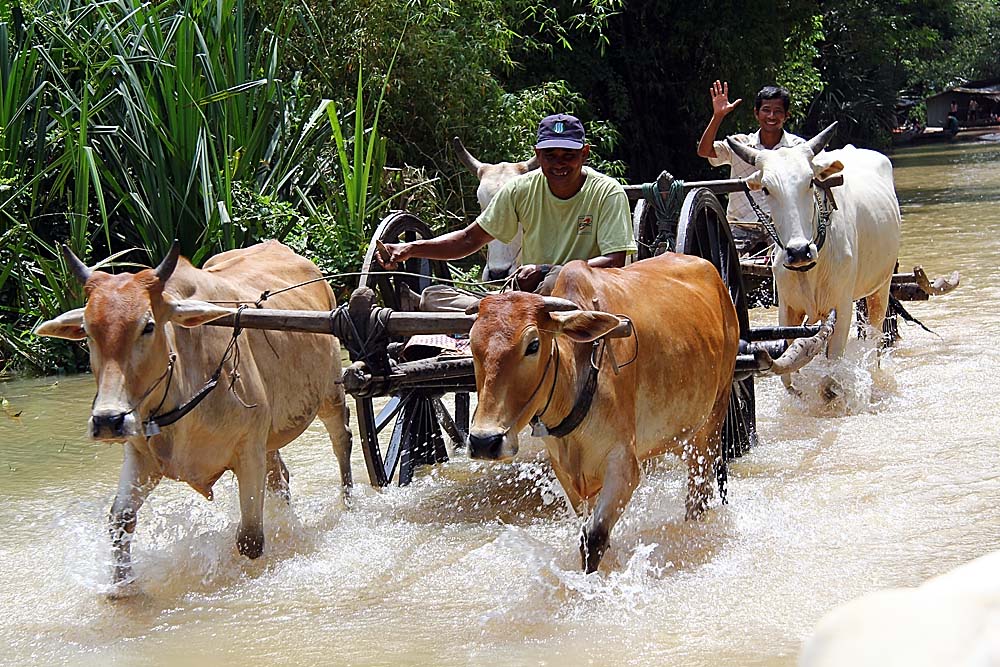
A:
<box><xmin>377</xmin><ymin>114</ymin><xmax>635</xmax><ymax>298</ymax></box>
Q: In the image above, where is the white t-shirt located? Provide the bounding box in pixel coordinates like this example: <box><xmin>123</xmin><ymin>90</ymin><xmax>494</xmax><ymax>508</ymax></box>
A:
<box><xmin>708</xmin><ymin>130</ymin><xmax>805</xmax><ymax>222</ymax></box>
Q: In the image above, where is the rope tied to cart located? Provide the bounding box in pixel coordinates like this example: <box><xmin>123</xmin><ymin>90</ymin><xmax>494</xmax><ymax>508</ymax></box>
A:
<box><xmin>641</xmin><ymin>171</ymin><xmax>685</xmax><ymax>254</ymax></box>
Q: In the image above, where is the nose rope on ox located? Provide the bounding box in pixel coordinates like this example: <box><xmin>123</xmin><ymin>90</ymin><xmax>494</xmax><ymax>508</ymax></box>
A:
<box><xmin>100</xmin><ymin>304</ymin><xmax>255</xmax><ymax>438</ymax></box>
<box><xmin>742</xmin><ymin>181</ymin><xmax>835</xmax><ymax>272</ymax></box>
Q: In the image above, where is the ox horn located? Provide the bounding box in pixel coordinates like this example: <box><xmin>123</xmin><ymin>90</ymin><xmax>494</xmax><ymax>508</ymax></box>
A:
<box><xmin>452</xmin><ymin>136</ymin><xmax>485</xmax><ymax>176</ymax></box>
<box><xmin>524</xmin><ymin>154</ymin><xmax>540</xmax><ymax>171</ymax></box>
<box><xmin>61</xmin><ymin>244</ymin><xmax>93</xmax><ymax>285</ymax></box>
<box><xmin>725</xmin><ymin>137</ymin><xmax>761</xmax><ymax>166</ymax></box>
<box><xmin>541</xmin><ymin>297</ymin><xmax>579</xmax><ymax>312</ymax></box>
<box><xmin>154</xmin><ymin>239</ymin><xmax>181</xmax><ymax>282</ymax></box>
<box><xmin>759</xmin><ymin>309</ymin><xmax>837</xmax><ymax>376</ymax></box>
<box><xmin>806</xmin><ymin>122</ymin><xmax>838</xmax><ymax>156</ymax></box>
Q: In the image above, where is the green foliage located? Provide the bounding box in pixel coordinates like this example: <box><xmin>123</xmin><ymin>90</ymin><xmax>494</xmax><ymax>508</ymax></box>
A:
<box><xmin>778</xmin><ymin>15</ymin><xmax>825</xmax><ymax>122</ymax></box>
<box><xmin>0</xmin><ymin>0</ymin><xmax>341</xmax><ymax>373</ymax></box>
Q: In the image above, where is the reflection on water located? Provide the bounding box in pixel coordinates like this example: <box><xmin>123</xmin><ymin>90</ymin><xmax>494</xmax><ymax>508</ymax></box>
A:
<box><xmin>1</xmin><ymin>141</ymin><xmax>999</xmax><ymax>667</ymax></box>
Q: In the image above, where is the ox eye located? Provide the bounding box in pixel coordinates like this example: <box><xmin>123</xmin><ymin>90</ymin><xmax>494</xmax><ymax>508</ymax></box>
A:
<box><xmin>142</xmin><ymin>321</ymin><xmax>155</xmax><ymax>335</ymax></box>
<box><xmin>761</xmin><ymin>186</ymin><xmax>770</xmax><ymax>196</ymax></box>
<box><xmin>525</xmin><ymin>339</ymin><xmax>540</xmax><ymax>356</ymax></box>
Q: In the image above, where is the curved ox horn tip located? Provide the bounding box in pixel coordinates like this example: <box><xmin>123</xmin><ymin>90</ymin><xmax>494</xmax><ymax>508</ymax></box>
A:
<box><xmin>726</xmin><ymin>136</ymin><xmax>761</xmax><ymax>166</ymax></box>
<box><xmin>464</xmin><ymin>301</ymin><xmax>481</xmax><ymax>315</ymax></box>
<box><xmin>154</xmin><ymin>239</ymin><xmax>181</xmax><ymax>282</ymax></box>
<box><xmin>62</xmin><ymin>244</ymin><xmax>92</xmax><ymax>285</ymax></box>
<box><xmin>540</xmin><ymin>296</ymin><xmax>579</xmax><ymax>312</ymax></box>
<box><xmin>807</xmin><ymin>122</ymin><xmax>839</xmax><ymax>155</ymax></box>
<box><xmin>452</xmin><ymin>136</ymin><xmax>484</xmax><ymax>174</ymax></box>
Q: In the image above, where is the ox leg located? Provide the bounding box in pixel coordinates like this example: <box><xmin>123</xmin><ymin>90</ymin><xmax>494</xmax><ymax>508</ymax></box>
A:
<box><xmin>233</xmin><ymin>444</ymin><xmax>267</xmax><ymax>559</ymax></box>
<box><xmin>817</xmin><ymin>298</ymin><xmax>855</xmax><ymax>402</ymax></box>
<box><xmin>684</xmin><ymin>431</ymin><xmax>720</xmax><ymax>520</ymax></box>
<box><xmin>580</xmin><ymin>446</ymin><xmax>640</xmax><ymax>573</ymax></box>
<box><xmin>109</xmin><ymin>443</ymin><xmax>162</xmax><ymax>587</ymax></box>
<box><xmin>551</xmin><ymin>464</ymin><xmax>586</xmax><ymax>516</ymax></box>
<box><xmin>318</xmin><ymin>394</ymin><xmax>353</xmax><ymax>498</ymax></box>
<box><xmin>864</xmin><ymin>280</ymin><xmax>893</xmax><ymax>354</ymax></box>
<box><xmin>826</xmin><ymin>298</ymin><xmax>854</xmax><ymax>360</ymax></box>
<box><xmin>779</xmin><ymin>303</ymin><xmax>807</xmax><ymax>393</ymax></box>
<box><xmin>265</xmin><ymin>450</ymin><xmax>291</xmax><ymax>502</ymax></box>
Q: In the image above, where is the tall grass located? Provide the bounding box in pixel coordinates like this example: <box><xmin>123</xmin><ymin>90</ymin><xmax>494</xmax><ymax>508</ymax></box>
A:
<box><xmin>0</xmin><ymin>0</ymin><xmax>347</xmax><ymax>374</ymax></box>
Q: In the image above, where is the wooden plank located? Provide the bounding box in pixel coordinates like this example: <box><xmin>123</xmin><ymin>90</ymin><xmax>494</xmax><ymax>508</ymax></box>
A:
<box><xmin>205</xmin><ymin>309</ymin><xmax>478</xmax><ymax>336</ymax></box>
<box><xmin>205</xmin><ymin>308</ymin><xmax>636</xmax><ymax>337</ymax></box>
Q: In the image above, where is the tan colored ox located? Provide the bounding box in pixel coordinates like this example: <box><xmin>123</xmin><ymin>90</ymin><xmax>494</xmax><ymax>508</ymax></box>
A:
<box><xmin>467</xmin><ymin>253</ymin><xmax>740</xmax><ymax>572</ymax></box>
<box><xmin>34</xmin><ymin>240</ymin><xmax>352</xmax><ymax>588</ymax></box>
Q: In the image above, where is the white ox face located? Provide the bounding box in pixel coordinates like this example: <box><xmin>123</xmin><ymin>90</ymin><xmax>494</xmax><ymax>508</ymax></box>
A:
<box><xmin>33</xmin><ymin>245</ymin><xmax>231</xmax><ymax>441</ymax></box>
<box><xmin>728</xmin><ymin>123</ymin><xmax>844</xmax><ymax>271</ymax></box>
<box><xmin>452</xmin><ymin>137</ymin><xmax>538</xmax><ymax>280</ymax></box>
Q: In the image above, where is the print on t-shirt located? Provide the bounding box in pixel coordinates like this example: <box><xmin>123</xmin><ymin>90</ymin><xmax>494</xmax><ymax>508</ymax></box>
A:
<box><xmin>577</xmin><ymin>215</ymin><xmax>593</xmax><ymax>235</ymax></box>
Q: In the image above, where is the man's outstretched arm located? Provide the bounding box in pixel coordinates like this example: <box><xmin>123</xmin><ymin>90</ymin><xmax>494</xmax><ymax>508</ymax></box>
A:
<box><xmin>377</xmin><ymin>222</ymin><xmax>494</xmax><ymax>269</ymax></box>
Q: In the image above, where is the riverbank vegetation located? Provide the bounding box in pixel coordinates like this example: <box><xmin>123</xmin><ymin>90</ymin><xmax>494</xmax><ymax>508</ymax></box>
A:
<box><xmin>2</xmin><ymin>0</ymin><xmax>997</xmax><ymax>375</ymax></box>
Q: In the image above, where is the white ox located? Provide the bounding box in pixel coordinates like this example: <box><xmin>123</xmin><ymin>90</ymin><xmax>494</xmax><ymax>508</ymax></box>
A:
<box><xmin>34</xmin><ymin>241</ymin><xmax>352</xmax><ymax>588</ymax></box>
<box><xmin>799</xmin><ymin>550</ymin><xmax>1000</xmax><ymax>666</ymax></box>
<box><xmin>452</xmin><ymin>137</ymin><xmax>538</xmax><ymax>280</ymax></box>
<box><xmin>726</xmin><ymin>123</ymin><xmax>901</xmax><ymax>387</ymax></box>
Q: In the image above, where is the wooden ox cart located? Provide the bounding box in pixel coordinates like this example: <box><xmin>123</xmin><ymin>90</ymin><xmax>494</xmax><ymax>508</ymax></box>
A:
<box><xmin>203</xmin><ymin>174</ymin><xmax>956</xmax><ymax>489</ymax></box>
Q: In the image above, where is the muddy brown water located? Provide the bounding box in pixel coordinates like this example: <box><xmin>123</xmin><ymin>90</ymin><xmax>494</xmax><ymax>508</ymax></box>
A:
<box><xmin>2</xmin><ymin>140</ymin><xmax>999</xmax><ymax>666</ymax></box>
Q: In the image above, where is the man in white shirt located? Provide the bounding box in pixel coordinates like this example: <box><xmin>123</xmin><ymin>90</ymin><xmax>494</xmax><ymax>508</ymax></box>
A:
<box><xmin>696</xmin><ymin>81</ymin><xmax>805</xmax><ymax>253</ymax></box>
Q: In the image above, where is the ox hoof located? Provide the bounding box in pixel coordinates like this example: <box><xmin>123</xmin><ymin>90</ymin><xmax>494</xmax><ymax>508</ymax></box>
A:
<box><xmin>237</xmin><ymin>529</ymin><xmax>265</xmax><ymax>559</ymax></box>
<box><xmin>821</xmin><ymin>377</ymin><xmax>844</xmax><ymax>403</ymax></box>
<box><xmin>105</xmin><ymin>578</ymin><xmax>142</xmax><ymax>601</ymax></box>
<box><xmin>580</xmin><ymin>526</ymin><xmax>609</xmax><ymax>574</ymax></box>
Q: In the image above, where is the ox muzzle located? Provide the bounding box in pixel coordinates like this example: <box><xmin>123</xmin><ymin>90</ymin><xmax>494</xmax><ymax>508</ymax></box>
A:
<box><xmin>89</xmin><ymin>407</ymin><xmax>140</xmax><ymax>441</ymax></box>
<box><xmin>782</xmin><ymin>241</ymin><xmax>818</xmax><ymax>272</ymax></box>
<box><xmin>468</xmin><ymin>428</ymin><xmax>519</xmax><ymax>460</ymax></box>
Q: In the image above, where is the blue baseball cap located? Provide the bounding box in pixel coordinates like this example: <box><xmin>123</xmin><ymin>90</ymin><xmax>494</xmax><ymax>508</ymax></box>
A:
<box><xmin>535</xmin><ymin>114</ymin><xmax>586</xmax><ymax>149</ymax></box>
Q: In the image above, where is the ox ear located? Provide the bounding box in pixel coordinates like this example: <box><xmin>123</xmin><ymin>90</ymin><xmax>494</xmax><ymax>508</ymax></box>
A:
<box><xmin>548</xmin><ymin>310</ymin><xmax>621</xmax><ymax>343</ymax></box>
<box><xmin>812</xmin><ymin>153</ymin><xmax>845</xmax><ymax>180</ymax></box>
<box><xmin>33</xmin><ymin>308</ymin><xmax>87</xmax><ymax>340</ymax></box>
<box><xmin>165</xmin><ymin>297</ymin><xmax>234</xmax><ymax>328</ymax></box>
<box><xmin>744</xmin><ymin>170</ymin><xmax>764</xmax><ymax>191</ymax></box>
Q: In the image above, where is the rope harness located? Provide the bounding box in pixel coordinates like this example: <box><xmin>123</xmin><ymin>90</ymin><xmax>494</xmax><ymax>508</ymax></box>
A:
<box><xmin>137</xmin><ymin>306</ymin><xmax>255</xmax><ymax>437</ymax></box>
<box><xmin>742</xmin><ymin>181</ymin><xmax>835</xmax><ymax>265</ymax></box>
<box><xmin>527</xmin><ymin>318</ymin><xmax>638</xmax><ymax>439</ymax></box>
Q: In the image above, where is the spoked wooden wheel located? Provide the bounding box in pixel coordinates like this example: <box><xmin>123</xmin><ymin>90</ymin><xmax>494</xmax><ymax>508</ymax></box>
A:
<box><xmin>356</xmin><ymin>212</ymin><xmax>471</xmax><ymax>487</ymax></box>
<box><xmin>676</xmin><ymin>188</ymin><xmax>756</xmax><ymax>460</ymax></box>
<box><xmin>632</xmin><ymin>198</ymin><xmax>659</xmax><ymax>260</ymax></box>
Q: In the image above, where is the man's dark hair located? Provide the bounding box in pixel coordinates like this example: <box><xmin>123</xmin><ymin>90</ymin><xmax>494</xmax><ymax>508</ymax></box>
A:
<box><xmin>755</xmin><ymin>85</ymin><xmax>791</xmax><ymax>112</ymax></box>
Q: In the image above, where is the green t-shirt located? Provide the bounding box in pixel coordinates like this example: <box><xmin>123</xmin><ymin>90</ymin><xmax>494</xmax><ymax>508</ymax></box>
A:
<box><xmin>476</xmin><ymin>167</ymin><xmax>636</xmax><ymax>266</ymax></box>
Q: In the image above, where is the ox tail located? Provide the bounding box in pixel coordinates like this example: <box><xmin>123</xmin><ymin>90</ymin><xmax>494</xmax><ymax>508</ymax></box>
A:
<box><xmin>889</xmin><ymin>295</ymin><xmax>937</xmax><ymax>337</ymax></box>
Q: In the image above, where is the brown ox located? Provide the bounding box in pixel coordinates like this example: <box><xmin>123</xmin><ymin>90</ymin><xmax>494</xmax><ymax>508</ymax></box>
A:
<box><xmin>467</xmin><ymin>253</ymin><xmax>740</xmax><ymax>572</ymax></box>
<box><xmin>34</xmin><ymin>241</ymin><xmax>352</xmax><ymax>588</ymax></box>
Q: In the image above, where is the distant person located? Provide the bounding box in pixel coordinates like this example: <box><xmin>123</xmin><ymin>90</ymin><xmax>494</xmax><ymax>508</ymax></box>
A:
<box><xmin>696</xmin><ymin>80</ymin><xmax>805</xmax><ymax>253</ymax></box>
<box><xmin>946</xmin><ymin>112</ymin><xmax>960</xmax><ymax>139</ymax></box>
<box><xmin>967</xmin><ymin>98</ymin><xmax>979</xmax><ymax>124</ymax></box>
<box><xmin>950</xmin><ymin>100</ymin><xmax>959</xmax><ymax>117</ymax></box>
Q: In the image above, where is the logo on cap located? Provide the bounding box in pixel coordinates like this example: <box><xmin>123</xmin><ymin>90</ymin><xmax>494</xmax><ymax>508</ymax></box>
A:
<box><xmin>536</xmin><ymin>114</ymin><xmax>586</xmax><ymax>150</ymax></box>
